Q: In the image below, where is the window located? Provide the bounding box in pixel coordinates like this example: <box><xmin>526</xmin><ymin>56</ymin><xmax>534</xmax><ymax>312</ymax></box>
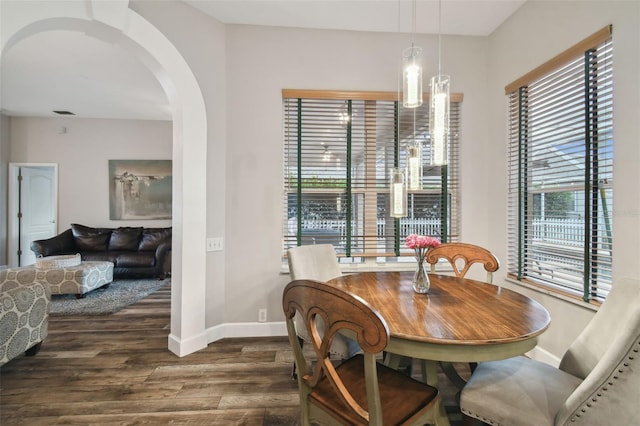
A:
<box><xmin>283</xmin><ymin>90</ymin><xmax>462</xmax><ymax>264</ymax></box>
<box><xmin>507</xmin><ymin>26</ymin><xmax>613</xmax><ymax>301</ymax></box>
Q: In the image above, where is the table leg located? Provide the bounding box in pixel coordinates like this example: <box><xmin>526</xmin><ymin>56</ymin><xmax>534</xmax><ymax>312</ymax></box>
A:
<box><xmin>439</xmin><ymin>361</ymin><xmax>468</xmax><ymax>390</ymax></box>
<box><xmin>384</xmin><ymin>352</ymin><xmax>403</xmax><ymax>370</ymax></box>
<box><xmin>421</xmin><ymin>360</ymin><xmax>439</xmax><ymax>387</ymax></box>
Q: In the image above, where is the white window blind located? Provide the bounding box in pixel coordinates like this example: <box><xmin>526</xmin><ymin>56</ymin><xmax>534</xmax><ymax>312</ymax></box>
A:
<box><xmin>283</xmin><ymin>90</ymin><xmax>461</xmax><ymax>263</ymax></box>
<box><xmin>507</xmin><ymin>27</ymin><xmax>613</xmax><ymax>301</ymax></box>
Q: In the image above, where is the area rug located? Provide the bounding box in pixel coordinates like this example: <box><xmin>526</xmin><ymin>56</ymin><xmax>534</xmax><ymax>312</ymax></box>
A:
<box><xmin>49</xmin><ymin>278</ymin><xmax>170</xmax><ymax>316</ymax></box>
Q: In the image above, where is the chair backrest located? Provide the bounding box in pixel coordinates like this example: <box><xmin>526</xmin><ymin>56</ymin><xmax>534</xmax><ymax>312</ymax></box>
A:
<box><xmin>287</xmin><ymin>244</ymin><xmax>353</xmax><ymax>359</ymax></box>
<box><xmin>287</xmin><ymin>244</ymin><xmax>342</xmax><ymax>282</ymax></box>
<box><xmin>555</xmin><ymin>277</ymin><xmax>640</xmax><ymax>425</ymax></box>
<box><xmin>282</xmin><ymin>279</ymin><xmax>390</xmax><ymax>424</ymax></box>
<box><xmin>425</xmin><ymin>242</ymin><xmax>500</xmax><ymax>283</ymax></box>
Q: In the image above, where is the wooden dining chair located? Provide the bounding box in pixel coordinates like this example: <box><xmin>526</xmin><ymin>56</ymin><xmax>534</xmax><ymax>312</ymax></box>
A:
<box><xmin>419</xmin><ymin>243</ymin><xmax>500</xmax><ymax>383</ymax></box>
<box><xmin>425</xmin><ymin>242</ymin><xmax>500</xmax><ymax>283</ymax></box>
<box><xmin>283</xmin><ymin>279</ymin><xmax>450</xmax><ymax>426</ymax></box>
<box><xmin>460</xmin><ymin>277</ymin><xmax>640</xmax><ymax>426</ymax></box>
<box><xmin>287</xmin><ymin>244</ymin><xmax>357</xmax><ymax>378</ymax></box>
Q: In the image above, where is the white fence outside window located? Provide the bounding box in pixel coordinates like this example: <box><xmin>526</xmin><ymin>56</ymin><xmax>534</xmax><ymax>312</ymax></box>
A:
<box><xmin>300</xmin><ymin>218</ymin><xmax>441</xmax><ymax>239</ymax></box>
<box><xmin>299</xmin><ymin>217</ymin><xmax>587</xmax><ymax>244</ymax></box>
<box><xmin>531</xmin><ymin>218</ymin><xmax>586</xmax><ymax>246</ymax></box>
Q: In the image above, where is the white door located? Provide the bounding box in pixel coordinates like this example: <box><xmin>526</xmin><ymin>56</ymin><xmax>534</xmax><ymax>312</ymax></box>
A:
<box><xmin>9</xmin><ymin>164</ymin><xmax>58</xmax><ymax>266</ymax></box>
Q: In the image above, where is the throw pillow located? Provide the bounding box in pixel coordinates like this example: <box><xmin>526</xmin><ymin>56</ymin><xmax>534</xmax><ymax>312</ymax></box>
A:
<box><xmin>139</xmin><ymin>227</ymin><xmax>172</xmax><ymax>251</ymax></box>
<box><xmin>109</xmin><ymin>227</ymin><xmax>143</xmax><ymax>251</ymax></box>
<box><xmin>71</xmin><ymin>223</ymin><xmax>111</xmax><ymax>252</ymax></box>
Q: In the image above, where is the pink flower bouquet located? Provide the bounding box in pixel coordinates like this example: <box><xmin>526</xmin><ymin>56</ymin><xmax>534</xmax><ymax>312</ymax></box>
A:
<box><xmin>405</xmin><ymin>234</ymin><xmax>441</xmax><ymax>294</ymax></box>
<box><xmin>405</xmin><ymin>234</ymin><xmax>441</xmax><ymax>250</ymax></box>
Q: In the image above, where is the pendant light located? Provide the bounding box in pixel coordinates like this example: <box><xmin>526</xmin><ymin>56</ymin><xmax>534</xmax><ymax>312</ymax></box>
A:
<box><xmin>407</xmin><ymin>102</ymin><xmax>422</xmax><ymax>191</ymax></box>
<box><xmin>402</xmin><ymin>0</ymin><xmax>422</xmax><ymax>108</ymax></box>
<box><xmin>407</xmin><ymin>140</ymin><xmax>422</xmax><ymax>190</ymax></box>
<box><xmin>430</xmin><ymin>0</ymin><xmax>450</xmax><ymax>165</ymax></box>
<box><xmin>389</xmin><ymin>167</ymin><xmax>408</xmax><ymax>217</ymax></box>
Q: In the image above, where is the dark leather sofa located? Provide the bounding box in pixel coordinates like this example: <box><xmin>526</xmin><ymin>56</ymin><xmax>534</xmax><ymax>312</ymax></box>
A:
<box><xmin>30</xmin><ymin>223</ymin><xmax>171</xmax><ymax>279</ymax></box>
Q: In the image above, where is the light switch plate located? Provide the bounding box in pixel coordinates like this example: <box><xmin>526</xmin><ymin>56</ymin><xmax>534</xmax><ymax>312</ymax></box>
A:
<box><xmin>206</xmin><ymin>237</ymin><xmax>223</xmax><ymax>252</ymax></box>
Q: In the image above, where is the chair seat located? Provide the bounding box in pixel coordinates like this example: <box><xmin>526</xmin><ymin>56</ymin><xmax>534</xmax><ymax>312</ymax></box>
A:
<box><xmin>460</xmin><ymin>356</ymin><xmax>582</xmax><ymax>426</ymax></box>
<box><xmin>311</xmin><ymin>354</ymin><xmax>440</xmax><ymax>425</ymax></box>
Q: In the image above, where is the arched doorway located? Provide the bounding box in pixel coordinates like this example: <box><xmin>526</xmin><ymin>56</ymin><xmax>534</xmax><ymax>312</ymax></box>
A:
<box><xmin>1</xmin><ymin>0</ymin><xmax>208</xmax><ymax>356</ymax></box>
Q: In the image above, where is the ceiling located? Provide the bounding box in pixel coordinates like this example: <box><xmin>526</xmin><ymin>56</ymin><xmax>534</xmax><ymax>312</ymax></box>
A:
<box><xmin>0</xmin><ymin>0</ymin><xmax>526</xmax><ymax>120</ymax></box>
<box><xmin>184</xmin><ymin>0</ymin><xmax>526</xmax><ymax>37</ymax></box>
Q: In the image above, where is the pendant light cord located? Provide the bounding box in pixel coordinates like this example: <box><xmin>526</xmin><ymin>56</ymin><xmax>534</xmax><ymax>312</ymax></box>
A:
<box><xmin>412</xmin><ymin>0</ymin><xmax>417</xmax><ymax>48</ymax></box>
<box><xmin>438</xmin><ymin>0</ymin><xmax>442</xmax><ymax>76</ymax></box>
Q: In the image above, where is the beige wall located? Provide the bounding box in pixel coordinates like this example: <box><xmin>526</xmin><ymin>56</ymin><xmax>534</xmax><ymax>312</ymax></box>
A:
<box><xmin>9</xmin><ymin>117</ymin><xmax>172</xmax><ymax>230</ymax></box>
<box><xmin>221</xmin><ymin>1</ymin><xmax>640</xmax><ymax>360</ymax></box>
<box><xmin>224</xmin><ymin>24</ymin><xmax>492</xmax><ymax>323</ymax></box>
<box><xmin>3</xmin><ymin>0</ymin><xmax>639</xmax><ymax>361</ymax></box>
<box><xmin>487</xmin><ymin>1</ymin><xmax>640</xmax><ymax>362</ymax></box>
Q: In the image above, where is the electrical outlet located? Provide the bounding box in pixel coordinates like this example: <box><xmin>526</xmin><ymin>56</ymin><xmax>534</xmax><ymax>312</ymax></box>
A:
<box><xmin>206</xmin><ymin>237</ymin><xmax>223</xmax><ymax>252</ymax></box>
<box><xmin>258</xmin><ymin>308</ymin><xmax>267</xmax><ymax>322</ymax></box>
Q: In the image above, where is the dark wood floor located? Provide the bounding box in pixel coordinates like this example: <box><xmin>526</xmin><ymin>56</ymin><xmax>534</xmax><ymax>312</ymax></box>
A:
<box><xmin>1</xmin><ymin>283</ymin><xmax>475</xmax><ymax>425</ymax></box>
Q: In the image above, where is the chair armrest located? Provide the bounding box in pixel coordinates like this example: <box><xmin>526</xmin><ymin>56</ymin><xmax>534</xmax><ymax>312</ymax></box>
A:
<box><xmin>0</xmin><ymin>282</ymin><xmax>50</xmax><ymax>366</ymax></box>
<box><xmin>155</xmin><ymin>240</ymin><xmax>172</xmax><ymax>267</ymax></box>
<box><xmin>30</xmin><ymin>229</ymin><xmax>76</xmax><ymax>257</ymax></box>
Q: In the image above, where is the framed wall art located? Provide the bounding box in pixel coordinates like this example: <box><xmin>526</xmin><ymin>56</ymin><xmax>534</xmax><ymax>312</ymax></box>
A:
<box><xmin>109</xmin><ymin>160</ymin><xmax>172</xmax><ymax>220</ymax></box>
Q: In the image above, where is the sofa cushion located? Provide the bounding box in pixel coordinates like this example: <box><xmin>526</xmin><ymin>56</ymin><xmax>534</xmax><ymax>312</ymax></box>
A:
<box><xmin>116</xmin><ymin>252</ymin><xmax>156</xmax><ymax>268</ymax></box>
<box><xmin>109</xmin><ymin>227</ymin><xmax>142</xmax><ymax>251</ymax></box>
<box><xmin>82</xmin><ymin>252</ymin><xmax>119</xmax><ymax>264</ymax></box>
<box><xmin>139</xmin><ymin>227</ymin><xmax>172</xmax><ymax>251</ymax></box>
<box><xmin>31</xmin><ymin>229</ymin><xmax>76</xmax><ymax>257</ymax></box>
<box><xmin>71</xmin><ymin>224</ymin><xmax>111</xmax><ymax>252</ymax></box>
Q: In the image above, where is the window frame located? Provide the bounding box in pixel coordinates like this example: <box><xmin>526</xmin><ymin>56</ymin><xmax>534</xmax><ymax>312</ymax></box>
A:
<box><xmin>282</xmin><ymin>90</ymin><xmax>463</xmax><ymax>266</ymax></box>
<box><xmin>506</xmin><ymin>26</ymin><xmax>613</xmax><ymax>302</ymax></box>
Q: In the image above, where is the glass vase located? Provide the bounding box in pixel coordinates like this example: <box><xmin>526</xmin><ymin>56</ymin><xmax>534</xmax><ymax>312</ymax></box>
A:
<box><xmin>412</xmin><ymin>248</ymin><xmax>431</xmax><ymax>294</ymax></box>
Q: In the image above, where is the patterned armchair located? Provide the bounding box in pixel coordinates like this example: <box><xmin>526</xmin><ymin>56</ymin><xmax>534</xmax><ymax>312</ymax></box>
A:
<box><xmin>0</xmin><ymin>270</ymin><xmax>50</xmax><ymax>366</ymax></box>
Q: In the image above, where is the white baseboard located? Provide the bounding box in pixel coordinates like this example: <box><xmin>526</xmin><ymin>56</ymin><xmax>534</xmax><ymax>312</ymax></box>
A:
<box><xmin>197</xmin><ymin>321</ymin><xmax>562</xmax><ymax>369</ymax></box>
<box><xmin>526</xmin><ymin>345</ymin><xmax>561</xmax><ymax>367</ymax></box>
<box><xmin>206</xmin><ymin>321</ymin><xmax>287</xmax><ymax>344</ymax></box>
<box><xmin>168</xmin><ymin>332</ymin><xmax>208</xmax><ymax>357</ymax></box>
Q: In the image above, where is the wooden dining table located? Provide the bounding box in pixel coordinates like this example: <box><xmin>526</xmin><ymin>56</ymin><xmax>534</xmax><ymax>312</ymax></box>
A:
<box><xmin>326</xmin><ymin>271</ymin><xmax>551</xmax><ymax>386</ymax></box>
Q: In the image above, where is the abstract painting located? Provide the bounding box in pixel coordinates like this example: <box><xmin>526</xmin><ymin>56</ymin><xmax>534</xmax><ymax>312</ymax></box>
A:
<box><xmin>109</xmin><ymin>160</ymin><xmax>172</xmax><ymax>220</ymax></box>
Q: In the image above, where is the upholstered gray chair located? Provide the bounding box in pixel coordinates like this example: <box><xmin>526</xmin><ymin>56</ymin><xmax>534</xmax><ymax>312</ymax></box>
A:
<box><xmin>460</xmin><ymin>277</ymin><xmax>640</xmax><ymax>425</ymax></box>
<box><xmin>1</xmin><ymin>270</ymin><xmax>51</xmax><ymax>366</ymax></box>
<box><xmin>287</xmin><ymin>244</ymin><xmax>357</xmax><ymax>376</ymax></box>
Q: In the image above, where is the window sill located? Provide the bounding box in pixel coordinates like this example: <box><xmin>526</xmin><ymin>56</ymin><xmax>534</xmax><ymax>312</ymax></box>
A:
<box><xmin>504</xmin><ymin>276</ymin><xmax>600</xmax><ymax>312</ymax></box>
<box><xmin>281</xmin><ymin>261</ymin><xmax>450</xmax><ymax>276</ymax></box>
<box><xmin>341</xmin><ymin>263</ymin><xmax>417</xmax><ymax>274</ymax></box>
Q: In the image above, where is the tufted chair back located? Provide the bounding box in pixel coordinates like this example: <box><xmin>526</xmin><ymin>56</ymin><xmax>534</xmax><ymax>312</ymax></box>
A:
<box><xmin>286</xmin><ymin>244</ymin><xmax>354</xmax><ymax>365</ymax></box>
<box><xmin>460</xmin><ymin>277</ymin><xmax>640</xmax><ymax>426</ymax></box>
<box><xmin>554</xmin><ymin>277</ymin><xmax>640</xmax><ymax>425</ymax></box>
<box><xmin>288</xmin><ymin>244</ymin><xmax>342</xmax><ymax>283</ymax></box>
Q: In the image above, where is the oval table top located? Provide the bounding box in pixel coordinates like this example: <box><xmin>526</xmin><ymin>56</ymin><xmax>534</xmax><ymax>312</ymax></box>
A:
<box><xmin>327</xmin><ymin>271</ymin><xmax>551</xmax><ymax>363</ymax></box>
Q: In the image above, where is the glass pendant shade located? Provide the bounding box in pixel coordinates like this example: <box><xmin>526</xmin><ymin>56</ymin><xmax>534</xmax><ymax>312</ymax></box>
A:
<box><xmin>429</xmin><ymin>74</ymin><xmax>450</xmax><ymax>165</ymax></box>
<box><xmin>407</xmin><ymin>141</ymin><xmax>422</xmax><ymax>190</ymax></box>
<box><xmin>403</xmin><ymin>46</ymin><xmax>423</xmax><ymax>108</ymax></box>
<box><xmin>389</xmin><ymin>167</ymin><xmax>408</xmax><ymax>218</ymax></box>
